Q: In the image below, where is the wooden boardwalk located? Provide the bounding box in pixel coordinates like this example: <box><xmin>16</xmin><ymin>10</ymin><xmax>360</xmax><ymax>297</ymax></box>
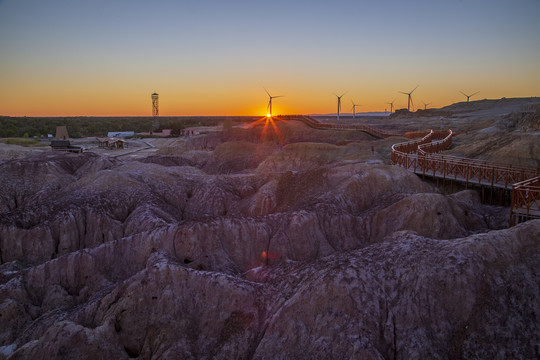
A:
<box><xmin>390</xmin><ymin>129</ymin><xmax>539</xmax><ymax>226</ymax></box>
<box><xmin>277</xmin><ymin>115</ymin><xmax>402</xmax><ymax>139</ymax></box>
<box><xmin>279</xmin><ymin>115</ymin><xmax>540</xmax><ymax>226</ymax></box>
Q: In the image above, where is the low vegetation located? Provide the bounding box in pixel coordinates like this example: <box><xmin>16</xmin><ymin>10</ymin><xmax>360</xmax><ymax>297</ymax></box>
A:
<box><xmin>0</xmin><ymin>137</ymin><xmax>44</xmax><ymax>147</ymax></box>
<box><xmin>0</xmin><ymin>116</ymin><xmax>254</xmax><ymax>138</ymax></box>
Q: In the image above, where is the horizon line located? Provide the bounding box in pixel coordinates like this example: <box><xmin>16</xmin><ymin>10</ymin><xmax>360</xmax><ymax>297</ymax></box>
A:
<box><xmin>1</xmin><ymin>112</ymin><xmax>395</xmax><ymax>118</ymax></box>
<box><xmin>2</xmin><ymin>96</ymin><xmax>539</xmax><ymax>118</ymax></box>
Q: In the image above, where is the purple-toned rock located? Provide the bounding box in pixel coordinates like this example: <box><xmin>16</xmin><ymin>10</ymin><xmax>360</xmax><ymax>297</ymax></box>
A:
<box><xmin>0</xmin><ymin>129</ymin><xmax>534</xmax><ymax>359</ymax></box>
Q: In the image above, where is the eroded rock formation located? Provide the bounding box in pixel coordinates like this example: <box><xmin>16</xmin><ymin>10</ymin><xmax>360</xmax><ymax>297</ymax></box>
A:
<box><xmin>1</xmin><ymin>114</ymin><xmax>537</xmax><ymax>359</ymax></box>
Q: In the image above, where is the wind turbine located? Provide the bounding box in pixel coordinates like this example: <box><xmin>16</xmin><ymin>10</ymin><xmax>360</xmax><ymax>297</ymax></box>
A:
<box><xmin>335</xmin><ymin>92</ymin><xmax>347</xmax><ymax>121</ymax></box>
<box><xmin>386</xmin><ymin>98</ymin><xmax>396</xmax><ymax>113</ymax></box>
<box><xmin>264</xmin><ymin>88</ymin><xmax>284</xmax><ymax>117</ymax></box>
<box><xmin>351</xmin><ymin>100</ymin><xmax>361</xmax><ymax>119</ymax></box>
<box><xmin>422</xmin><ymin>101</ymin><xmax>431</xmax><ymax>110</ymax></box>
<box><xmin>460</xmin><ymin>91</ymin><xmax>479</xmax><ymax>102</ymax></box>
<box><xmin>399</xmin><ymin>85</ymin><xmax>419</xmax><ymax>112</ymax></box>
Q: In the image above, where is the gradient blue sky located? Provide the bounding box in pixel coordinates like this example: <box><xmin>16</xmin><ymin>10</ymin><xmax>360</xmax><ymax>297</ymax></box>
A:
<box><xmin>1</xmin><ymin>0</ymin><xmax>539</xmax><ymax>116</ymax></box>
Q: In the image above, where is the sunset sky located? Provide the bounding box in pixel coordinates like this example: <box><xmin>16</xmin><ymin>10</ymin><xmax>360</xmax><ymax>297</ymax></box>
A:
<box><xmin>1</xmin><ymin>0</ymin><xmax>539</xmax><ymax>116</ymax></box>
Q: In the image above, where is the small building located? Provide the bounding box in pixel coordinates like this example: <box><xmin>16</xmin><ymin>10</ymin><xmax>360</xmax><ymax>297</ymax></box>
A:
<box><xmin>97</xmin><ymin>138</ymin><xmax>109</xmax><ymax>148</ymax></box>
<box><xmin>179</xmin><ymin>128</ymin><xmax>200</xmax><ymax>137</ymax></box>
<box><xmin>139</xmin><ymin>129</ymin><xmax>172</xmax><ymax>137</ymax></box>
<box><xmin>97</xmin><ymin>137</ymin><xmax>128</xmax><ymax>149</ymax></box>
<box><xmin>107</xmin><ymin>131</ymin><xmax>135</xmax><ymax>138</ymax></box>
<box><xmin>50</xmin><ymin>140</ymin><xmax>83</xmax><ymax>153</ymax></box>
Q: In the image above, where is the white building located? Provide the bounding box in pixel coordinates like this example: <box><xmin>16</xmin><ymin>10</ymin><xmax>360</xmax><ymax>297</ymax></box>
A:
<box><xmin>107</xmin><ymin>131</ymin><xmax>135</xmax><ymax>138</ymax></box>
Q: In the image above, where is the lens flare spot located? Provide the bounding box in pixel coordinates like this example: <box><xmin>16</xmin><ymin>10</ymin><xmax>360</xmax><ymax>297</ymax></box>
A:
<box><xmin>250</xmin><ymin>116</ymin><xmax>286</xmax><ymax>143</ymax></box>
<box><xmin>261</xmin><ymin>251</ymin><xmax>280</xmax><ymax>260</ymax></box>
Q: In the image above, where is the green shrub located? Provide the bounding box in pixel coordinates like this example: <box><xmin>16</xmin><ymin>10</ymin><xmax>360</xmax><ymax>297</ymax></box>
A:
<box><xmin>1</xmin><ymin>138</ymin><xmax>43</xmax><ymax>147</ymax></box>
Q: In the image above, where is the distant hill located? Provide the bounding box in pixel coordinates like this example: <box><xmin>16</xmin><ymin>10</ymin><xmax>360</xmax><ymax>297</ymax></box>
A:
<box><xmin>309</xmin><ymin>112</ymin><xmax>390</xmax><ymax>117</ymax></box>
<box><xmin>439</xmin><ymin>97</ymin><xmax>540</xmax><ymax>113</ymax></box>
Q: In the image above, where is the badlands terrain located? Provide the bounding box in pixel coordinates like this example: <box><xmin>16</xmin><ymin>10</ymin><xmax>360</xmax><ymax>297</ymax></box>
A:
<box><xmin>1</xmin><ymin>98</ymin><xmax>539</xmax><ymax>359</ymax></box>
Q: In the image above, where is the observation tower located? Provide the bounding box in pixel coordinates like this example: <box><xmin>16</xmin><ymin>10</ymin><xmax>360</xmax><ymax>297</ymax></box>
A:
<box><xmin>151</xmin><ymin>92</ymin><xmax>159</xmax><ymax>131</ymax></box>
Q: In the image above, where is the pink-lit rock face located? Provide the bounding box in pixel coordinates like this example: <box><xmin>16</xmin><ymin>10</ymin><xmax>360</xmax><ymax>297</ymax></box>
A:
<box><xmin>0</xmin><ymin>110</ymin><xmax>538</xmax><ymax>358</ymax></box>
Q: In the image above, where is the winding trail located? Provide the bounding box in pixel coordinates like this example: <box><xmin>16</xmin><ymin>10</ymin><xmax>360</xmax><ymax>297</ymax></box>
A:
<box><xmin>282</xmin><ymin>114</ymin><xmax>540</xmax><ymax>226</ymax></box>
<box><xmin>278</xmin><ymin>115</ymin><xmax>401</xmax><ymax>138</ymax></box>
<box><xmin>389</xmin><ymin>129</ymin><xmax>539</xmax><ymax>225</ymax></box>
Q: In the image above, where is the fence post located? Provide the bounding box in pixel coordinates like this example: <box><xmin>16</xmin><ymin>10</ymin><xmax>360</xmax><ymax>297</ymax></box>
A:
<box><xmin>443</xmin><ymin>159</ymin><xmax>447</xmax><ymax>192</ymax></box>
<box><xmin>422</xmin><ymin>154</ymin><xmax>426</xmax><ymax>180</ymax></box>
<box><xmin>490</xmin><ymin>167</ymin><xmax>495</xmax><ymax>203</ymax></box>
<box><xmin>466</xmin><ymin>164</ymin><xmax>470</xmax><ymax>189</ymax></box>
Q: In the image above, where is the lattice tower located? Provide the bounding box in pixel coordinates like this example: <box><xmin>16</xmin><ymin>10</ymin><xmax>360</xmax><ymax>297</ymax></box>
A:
<box><xmin>151</xmin><ymin>92</ymin><xmax>159</xmax><ymax>131</ymax></box>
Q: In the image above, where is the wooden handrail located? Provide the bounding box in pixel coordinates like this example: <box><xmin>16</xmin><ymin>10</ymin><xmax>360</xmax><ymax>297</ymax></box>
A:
<box><xmin>278</xmin><ymin>115</ymin><xmax>401</xmax><ymax>139</ymax></box>
<box><xmin>510</xmin><ymin>176</ymin><xmax>540</xmax><ymax>226</ymax></box>
<box><xmin>390</xmin><ymin>130</ymin><xmax>539</xmax><ymax>189</ymax></box>
<box><xmin>389</xmin><ymin>128</ymin><xmax>539</xmax><ymax>226</ymax></box>
<box><xmin>271</xmin><ymin>114</ymin><xmax>539</xmax><ymax>226</ymax></box>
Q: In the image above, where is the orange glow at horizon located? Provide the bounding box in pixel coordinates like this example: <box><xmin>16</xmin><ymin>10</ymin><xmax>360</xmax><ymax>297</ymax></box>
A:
<box><xmin>1</xmin><ymin>80</ymin><xmax>539</xmax><ymax>117</ymax></box>
<box><xmin>1</xmin><ymin>1</ymin><xmax>539</xmax><ymax>118</ymax></box>
<box><xmin>1</xmin><ymin>53</ymin><xmax>539</xmax><ymax>117</ymax></box>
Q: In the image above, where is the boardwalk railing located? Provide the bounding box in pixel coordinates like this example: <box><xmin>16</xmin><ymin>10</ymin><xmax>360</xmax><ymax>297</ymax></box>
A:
<box><xmin>391</xmin><ymin>130</ymin><xmax>539</xmax><ymax>189</ymax></box>
<box><xmin>510</xmin><ymin>176</ymin><xmax>540</xmax><ymax>226</ymax></box>
<box><xmin>390</xmin><ymin>128</ymin><xmax>540</xmax><ymax>225</ymax></box>
<box><xmin>275</xmin><ymin>115</ymin><xmax>539</xmax><ymax>226</ymax></box>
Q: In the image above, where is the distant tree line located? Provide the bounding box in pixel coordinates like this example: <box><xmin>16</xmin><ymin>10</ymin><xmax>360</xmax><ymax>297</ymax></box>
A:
<box><xmin>0</xmin><ymin>116</ymin><xmax>254</xmax><ymax>138</ymax></box>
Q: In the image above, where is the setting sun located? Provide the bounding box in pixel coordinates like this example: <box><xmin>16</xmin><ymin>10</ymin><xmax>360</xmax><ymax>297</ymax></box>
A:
<box><xmin>0</xmin><ymin>0</ymin><xmax>539</xmax><ymax>357</ymax></box>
